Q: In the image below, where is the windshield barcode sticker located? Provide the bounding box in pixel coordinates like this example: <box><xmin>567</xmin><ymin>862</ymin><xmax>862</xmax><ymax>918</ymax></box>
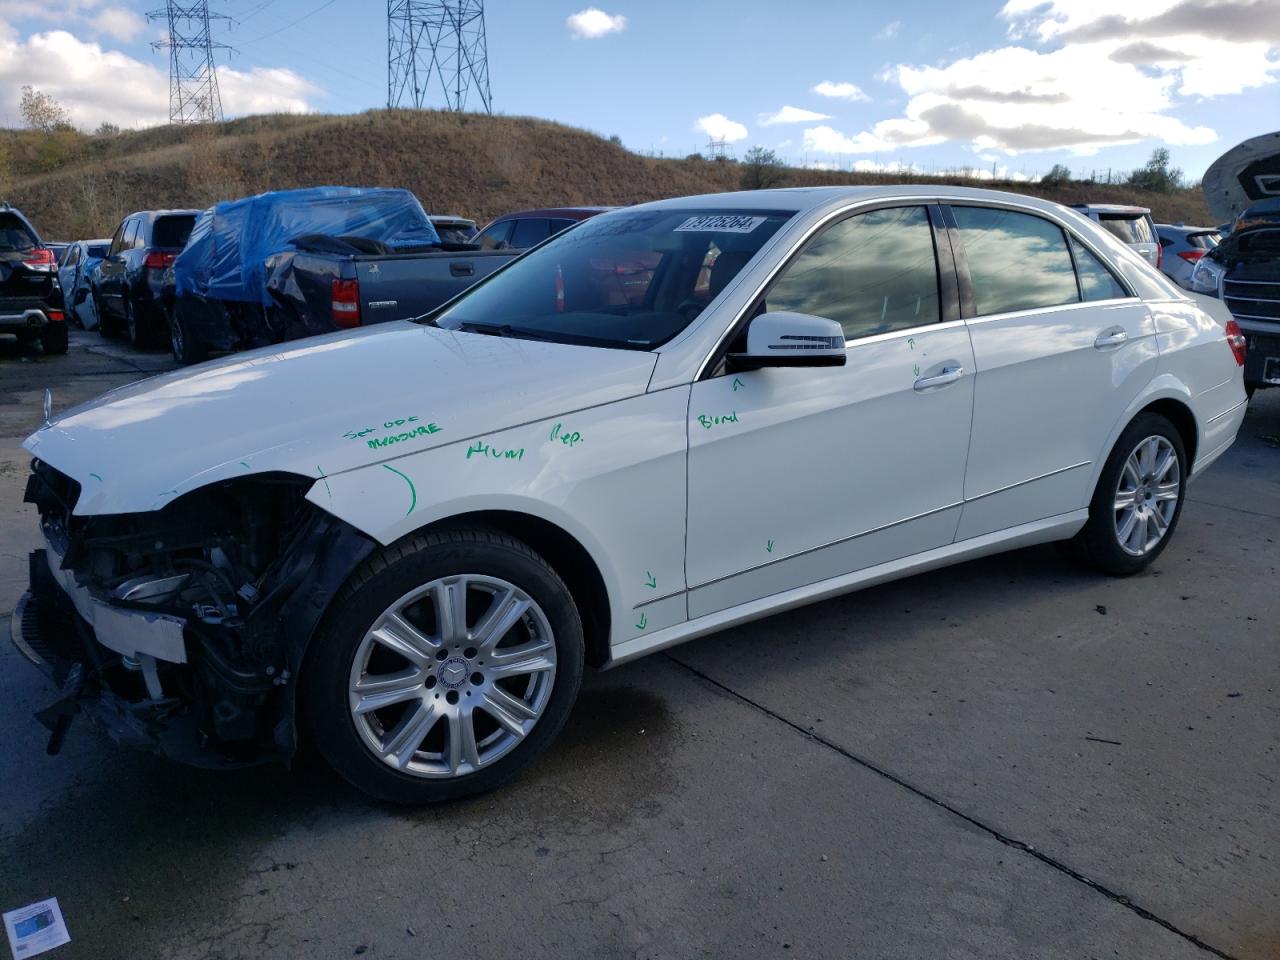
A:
<box><xmin>674</xmin><ymin>215</ymin><xmax>767</xmax><ymax>233</ymax></box>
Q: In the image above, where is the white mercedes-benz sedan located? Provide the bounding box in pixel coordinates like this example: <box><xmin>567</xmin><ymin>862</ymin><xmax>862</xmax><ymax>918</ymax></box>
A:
<box><xmin>15</xmin><ymin>186</ymin><xmax>1248</xmax><ymax>802</ymax></box>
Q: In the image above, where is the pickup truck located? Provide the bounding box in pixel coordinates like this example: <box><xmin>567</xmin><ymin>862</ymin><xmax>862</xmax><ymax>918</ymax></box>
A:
<box><xmin>263</xmin><ymin>238</ymin><xmax>515</xmax><ymax>338</ymax></box>
<box><xmin>168</xmin><ymin>187</ymin><xmax>518</xmax><ymax>364</ymax></box>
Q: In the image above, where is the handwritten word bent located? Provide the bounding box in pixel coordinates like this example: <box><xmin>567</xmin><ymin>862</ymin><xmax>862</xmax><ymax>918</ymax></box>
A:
<box><xmin>466</xmin><ymin>440</ymin><xmax>525</xmax><ymax>461</ymax></box>
<box><xmin>697</xmin><ymin>411</ymin><xmax>739</xmax><ymax>430</ymax></box>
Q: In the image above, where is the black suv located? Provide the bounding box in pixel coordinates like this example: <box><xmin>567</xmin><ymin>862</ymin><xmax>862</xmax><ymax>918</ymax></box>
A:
<box><xmin>93</xmin><ymin>209</ymin><xmax>199</xmax><ymax>345</ymax></box>
<box><xmin>0</xmin><ymin>202</ymin><xmax>67</xmax><ymax>354</ymax></box>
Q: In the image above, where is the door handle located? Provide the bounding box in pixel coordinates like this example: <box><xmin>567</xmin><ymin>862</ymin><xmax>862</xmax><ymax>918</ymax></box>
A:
<box><xmin>1094</xmin><ymin>328</ymin><xmax>1128</xmax><ymax>349</ymax></box>
<box><xmin>450</xmin><ymin>262</ymin><xmax>475</xmax><ymax>277</ymax></box>
<box><xmin>913</xmin><ymin>364</ymin><xmax>965</xmax><ymax>391</ymax></box>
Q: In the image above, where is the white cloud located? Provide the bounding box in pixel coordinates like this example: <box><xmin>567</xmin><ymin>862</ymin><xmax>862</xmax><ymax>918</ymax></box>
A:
<box><xmin>694</xmin><ymin>112</ymin><xmax>748</xmax><ymax>143</ymax></box>
<box><xmin>813</xmin><ymin>80</ymin><xmax>869</xmax><ymax>102</ymax></box>
<box><xmin>758</xmin><ymin>105</ymin><xmax>831</xmax><ymax>126</ymax></box>
<box><xmin>566</xmin><ymin>8</ymin><xmax>627</xmax><ymax>39</ymax></box>
<box><xmin>87</xmin><ymin>6</ymin><xmax>145</xmax><ymax>41</ymax></box>
<box><xmin>876</xmin><ymin>20</ymin><xmax>902</xmax><ymax>40</ymax></box>
<box><xmin>0</xmin><ymin>25</ymin><xmax>318</xmax><ymax>129</ymax></box>
<box><xmin>851</xmin><ymin>158</ymin><xmax>924</xmax><ymax>174</ymax></box>
<box><xmin>801</xmin><ymin>0</ymin><xmax>1274</xmax><ymax>157</ymax></box>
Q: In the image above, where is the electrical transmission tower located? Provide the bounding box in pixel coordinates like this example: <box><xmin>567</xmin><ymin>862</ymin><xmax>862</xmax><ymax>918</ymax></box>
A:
<box><xmin>387</xmin><ymin>1</ymin><xmax>493</xmax><ymax>113</ymax></box>
<box><xmin>148</xmin><ymin>2</ymin><xmax>232</xmax><ymax>124</ymax></box>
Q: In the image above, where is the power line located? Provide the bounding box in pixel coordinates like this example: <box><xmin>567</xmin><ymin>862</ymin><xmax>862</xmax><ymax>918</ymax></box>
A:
<box><xmin>387</xmin><ymin>0</ymin><xmax>492</xmax><ymax>113</ymax></box>
<box><xmin>148</xmin><ymin>2</ymin><xmax>233</xmax><ymax>124</ymax></box>
<box><xmin>236</xmin><ymin>0</ymin><xmax>342</xmax><ymax>46</ymax></box>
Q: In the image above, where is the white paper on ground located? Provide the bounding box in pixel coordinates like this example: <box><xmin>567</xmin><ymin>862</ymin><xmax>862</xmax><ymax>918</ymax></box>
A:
<box><xmin>3</xmin><ymin>898</ymin><xmax>70</xmax><ymax>959</ymax></box>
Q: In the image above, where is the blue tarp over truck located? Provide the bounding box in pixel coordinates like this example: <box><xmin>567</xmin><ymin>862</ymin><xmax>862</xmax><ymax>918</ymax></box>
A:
<box><xmin>173</xmin><ymin>186</ymin><xmax>441</xmax><ymax>306</ymax></box>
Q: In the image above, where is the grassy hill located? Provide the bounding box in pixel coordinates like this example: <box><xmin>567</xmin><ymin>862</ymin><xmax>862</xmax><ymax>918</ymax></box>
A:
<box><xmin>0</xmin><ymin>109</ymin><xmax>1214</xmax><ymax>240</ymax></box>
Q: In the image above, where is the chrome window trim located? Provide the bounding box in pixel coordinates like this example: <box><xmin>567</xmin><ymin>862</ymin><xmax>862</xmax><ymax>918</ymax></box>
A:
<box><xmin>960</xmin><ymin>297</ymin><xmax>1140</xmax><ymax>327</ymax></box>
<box><xmin>694</xmin><ymin>192</ymin><xmax>1140</xmax><ymax>381</ymax></box>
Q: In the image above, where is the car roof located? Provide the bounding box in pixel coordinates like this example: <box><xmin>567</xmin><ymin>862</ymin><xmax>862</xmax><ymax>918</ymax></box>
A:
<box><xmin>1068</xmin><ymin>203</ymin><xmax>1152</xmax><ymax>215</ymax></box>
<box><xmin>124</xmin><ymin>209</ymin><xmax>203</xmax><ymax>221</ymax></box>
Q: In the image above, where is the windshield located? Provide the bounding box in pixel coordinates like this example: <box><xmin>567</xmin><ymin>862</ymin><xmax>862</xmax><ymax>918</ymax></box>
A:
<box><xmin>1098</xmin><ymin>214</ymin><xmax>1154</xmax><ymax>244</ymax></box>
<box><xmin>433</xmin><ymin>208</ymin><xmax>794</xmax><ymax>350</ymax></box>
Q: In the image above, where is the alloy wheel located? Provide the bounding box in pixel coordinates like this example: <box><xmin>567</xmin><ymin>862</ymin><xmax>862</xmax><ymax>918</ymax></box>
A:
<box><xmin>1113</xmin><ymin>435</ymin><xmax>1180</xmax><ymax>557</ymax></box>
<box><xmin>347</xmin><ymin>575</ymin><xmax>557</xmax><ymax>779</ymax></box>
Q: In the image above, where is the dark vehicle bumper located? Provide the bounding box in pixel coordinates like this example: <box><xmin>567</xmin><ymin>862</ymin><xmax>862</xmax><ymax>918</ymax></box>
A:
<box><xmin>0</xmin><ymin>307</ymin><xmax>54</xmax><ymax>337</ymax></box>
<box><xmin>1242</xmin><ymin>329</ymin><xmax>1280</xmax><ymax>389</ymax></box>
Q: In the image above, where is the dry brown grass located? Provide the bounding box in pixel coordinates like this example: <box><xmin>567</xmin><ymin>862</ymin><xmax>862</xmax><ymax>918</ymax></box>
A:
<box><xmin>1</xmin><ymin>109</ymin><xmax>1215</xmax><ymax>238</ymax></box>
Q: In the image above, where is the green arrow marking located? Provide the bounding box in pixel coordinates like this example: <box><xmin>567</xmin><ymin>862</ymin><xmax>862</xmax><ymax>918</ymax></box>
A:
<box><xmin>732</xmin><ymin>377</ymin><xmax>745</xmax><ymax>392</ymax></box>
<box><xmin>907</xmin><ymin>337</ymin><xmax>916</xmax><ymax>351</ymax></box>
<box><xmin>635</xmin><ymin>612</ymin><xmax>648</xmax><ymax>630</ymax></box>
<box><xmin>644</xmin><ymin>571</ymin><xmax>657</xmax><ymax>589</ymax></box>
<box><xmin>766</xmin><ymin>539</ymin><xmax>775</xmax><ymax>553</ymax></box>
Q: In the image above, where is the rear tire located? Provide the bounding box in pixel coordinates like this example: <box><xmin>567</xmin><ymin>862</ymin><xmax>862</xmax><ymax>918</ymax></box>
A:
<box><xmin>125</xmin><ymin>297</ymin><xmax>147</xmax><ymax>348</ymax></box>
<box><xmin>304</xmin><ymin>526</ymin><xmax>584</xmax><ymax>804</ymax></box>
<box><xmin>1068</xmin><ymin>412</ymin><xmax>1187</xmax><ymax>576</ymax></box>
<box><xmin>169</xmin><ymin>309</ymin><xmax>206</xmax><ymax>365</ymax></box>
<box><xmin>40</xmin><ymin>322</ymin><xmax>69</xmax><ymax>355</ymax></box>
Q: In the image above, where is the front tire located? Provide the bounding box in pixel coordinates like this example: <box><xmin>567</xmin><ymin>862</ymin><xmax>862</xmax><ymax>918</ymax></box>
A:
<box><xmin>304</xmin><ymin>527</ymin><xmax>584</xmax><ymax>804</ymax></box>
<box><xmin>1070</xmin><ymin>412</ymin><xmax>1187</xmax><ymax>576</ymax></box>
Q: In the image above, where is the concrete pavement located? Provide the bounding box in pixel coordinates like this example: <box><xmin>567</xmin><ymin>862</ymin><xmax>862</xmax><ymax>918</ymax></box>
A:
<box><xmin>1</xmin><ymin>330</ymin><xmax>1276</xmax><ymax>959</ymax></box>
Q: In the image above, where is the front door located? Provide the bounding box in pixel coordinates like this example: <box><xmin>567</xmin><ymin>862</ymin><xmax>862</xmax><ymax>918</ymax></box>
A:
<box><xmin>685</xmin><ymin>204</ymin><xmax>976</xmax><ymax>619</ymax></box>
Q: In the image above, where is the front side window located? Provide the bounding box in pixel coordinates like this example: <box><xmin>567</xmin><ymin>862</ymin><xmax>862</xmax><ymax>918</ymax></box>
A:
<box><xmin>952</xmin><ymin>206</ymin><xmax>1079</xmax><ymax>316</ymax></box>
<box><xmin>63</xmin><ymin>244</ymin><xmax>80</xmax><ymax>267</ymax></box>
<box><xmin>510</xmin><ymin>218</ymin><xmax>551</xmax><ymax>249</ymax></box>
<box><xmin>764</xmin><ymin>206</ymin><xmax>941</xmax><ymax>339</ymax></box>
<box><xmin>433</xmin><ymin>208</ymin><xmax>793</xmax><ymax>350</ymax></box>
<box><xmin>477</xmin><ymin>221</ymin><xmax>513</xmax><ymax>250</ymax></box>
<box><xmin>1070</xmin><ymin>237</ymin><xmax>1127</xmax><ymax>301</ymax></box>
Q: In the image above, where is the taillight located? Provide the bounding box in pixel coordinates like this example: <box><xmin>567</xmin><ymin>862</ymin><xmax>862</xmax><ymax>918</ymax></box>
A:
<box><xmin>22</xmin><ymin>247</ymin><xmax>56</xmax><ymax>272</ymax></box>
<box><xmin>1225</xmin><ymin>319</ymin><xmax>1247</xmax><ymax>367</ymax></box>
<box><xmin>47</xmin><ymin>310</ymin><xmax>65</xmax><ymax>323</ymax></box>
<box><xmin>1177</xmin><ymin>250</ymin><xmax>1205</xmax><ymax>263</ymax></box>
<box><xmin>1155</xmin><ymin>242</ymin><xmax>1162</xmax><ymax>270</ymax></box>
<box><xmin>143</xmin><ymin>251</ymin><xmax>176</xmax><ymax>270</ymax></box>
<box><xmin>331</xmin><ymin>278</ymin><xmax>361</xmax><ymax>328</ymax></box>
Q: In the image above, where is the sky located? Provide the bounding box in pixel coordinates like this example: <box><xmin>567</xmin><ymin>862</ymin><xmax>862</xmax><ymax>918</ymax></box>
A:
<box><xmin>0</xmin><ymin>0</ymin><xmax>1276</xmax><ymax>181</ymax></box>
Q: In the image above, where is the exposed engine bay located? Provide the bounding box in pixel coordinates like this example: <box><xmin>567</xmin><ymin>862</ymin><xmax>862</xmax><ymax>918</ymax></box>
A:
<box><xmin>19</xmin><ymin>459</ymin><xmax>376</xmax><ymax>766</ymax></box>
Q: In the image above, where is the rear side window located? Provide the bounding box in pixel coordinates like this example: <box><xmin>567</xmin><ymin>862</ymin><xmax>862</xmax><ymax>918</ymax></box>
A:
<box><xmin>952</xmin><ymin>206</ymin><xmax>1079</xmax><ymax>316</ymax></box>
<box><xmin>1098</xmin><ymin>214</ymin><xmax>1154</xmax><ymax>244</ymax></box>
<box><xmin>477</xmin><ymin>220</ymin><xmax>514</xmax><ymax>250</ymax></box>
<box><xmin>153</xmin><ymin>215</ymin><xmax>196</xmax><ymax>248</ymax></box>
<box><xmin>87</xmin><ymin>243</ymin><xmax>110</xmax><ymax>259</ymax></box>
<box><xmin>123</xmin><ymin>220</ymin><xmax>140</xmax><ymax>250</ymax></box>
<box><xmin>0</xmin><ymin>212</ymin><xmax>38</xmax><ymax>252</ymax></box>
<box><xmin>510</xmin><ymin>218</ymin><xmax>551</xmax><ymax>249</ymax></box>
<box><xmin>1070</xmin><ymin>237</ymin><xmax>1127</xmax><ymax>301</ymax></box>
<box><xmin>765</xmin><ymin>205</ymin><xmax>941</xmax><ymax>339</ymax></box>
<box><xmin>549</xmin><ymin>218</ymin><xmax>575</xmax><ymax>235</ymax></box>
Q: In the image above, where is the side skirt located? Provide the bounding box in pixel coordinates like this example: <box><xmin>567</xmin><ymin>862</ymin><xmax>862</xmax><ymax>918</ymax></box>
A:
<box><xmin>604</xmin><ymin>510</ymin><xmax>1088</xmax><ymax>668</ymax></box>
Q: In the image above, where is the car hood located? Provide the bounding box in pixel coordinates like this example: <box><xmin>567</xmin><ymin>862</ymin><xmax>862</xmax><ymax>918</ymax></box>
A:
<box><xmin>24</xmin><ymin>321</ymin><xmax>658</xmax><ymax>516</ymax></box>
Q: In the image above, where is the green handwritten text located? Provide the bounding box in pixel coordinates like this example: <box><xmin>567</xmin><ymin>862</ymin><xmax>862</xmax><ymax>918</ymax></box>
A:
<box><xmin>466</xmin><ymin>440</ymin><xmax>525</xmax><ymax>461</ymax></box>
<box><xmin>697</xmin><ymin>411</ymin><xmax>739</xmax><ymax>430</ymax></box>
<box><xmin>549</xmin><ymin>422</ymin><xmax>585</xmax><ymax>447</ymax></box>
<box><xmin>367</xmin><ymin>423</ymin><xmax>442</xmax><ymax>449</ymax></box>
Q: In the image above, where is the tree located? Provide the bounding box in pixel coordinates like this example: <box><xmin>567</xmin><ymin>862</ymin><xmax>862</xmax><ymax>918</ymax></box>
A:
<box><xmin>95</xmin><ymin>121</ymin><xmax>121</xmax><ymax>137</ymax></box>
<box><xmin>740</xmin><ymin>146</ymin><xmax>786</xmax><ymax>190</ymax></box>
<box><xmin>1040</xmin><ymin>163</ymin><xmax>1073</xmax><ymax>186</ymax></box>
<box><xmin>20</xmin><ymin>86</ymin><xmax>72</xmax><ymax>133</ymax></box>
<box><xmin>1127</xmin><ymin>147</ymin><xmax>1184</xmax><ymax>194</ymax></box>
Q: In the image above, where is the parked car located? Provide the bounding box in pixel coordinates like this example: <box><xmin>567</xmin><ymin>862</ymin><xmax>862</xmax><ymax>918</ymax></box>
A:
<box><xmin>1069</xmin><ymin>204</ymin><xmax>1160</xmax><ymax>268</ymax></box>
<box><xmin>57</xmin><ymin>238</ymin><xmax>111</xmax><ymax>329</ymax></box>
<box><xmin>0</xmin><ymin>202</ymin><xmax>67</xmax><ymax>354</ymax></box>
<box><xmin>430</xmin><ymin>215</ymin><xmax>478</xmax><ymax>245</ymax></box>
<box><xmin>1189</xmin><ymin>198</ymin><xmax>1280</xmax><ymax>394</ymax></box>
<box><xmin>476</xmin><ymin>206</ymin><xmax>611</xmax><ymax>251</ymax></box>
<box><xmin>1155</xmin><ymin>224</ymin><xmax>1220</xmax><ymax>289</ymax></box>
<box><xmin>16</xmin><ymin>186</ymin><xmax>1247</xmax><ymax>803</ymax></box>
<box><xmin>170</xmin><ymin>187</ymin><xmax>515</xmax><ymax>364</ymax></box>
<box><xmin>92</xmin><ymin>209</ymin><xmax>199</xmax><ymax>346</ymax></box>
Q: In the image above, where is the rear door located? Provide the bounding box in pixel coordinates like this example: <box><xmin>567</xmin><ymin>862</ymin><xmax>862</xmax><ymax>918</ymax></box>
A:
<box><xmin>685</xmin><ymin>203</ymin><xmax>975</xmax><ymax>617</ymax></box>
<box><xmin>98</xmin><ymin>219</ymin><xmax>134</xmax><ymax>312</ymax></box>
<box><xmin>946</xmin><ymin>203</ymin><xmax>1158</xmax><ymax>540</ymax></box>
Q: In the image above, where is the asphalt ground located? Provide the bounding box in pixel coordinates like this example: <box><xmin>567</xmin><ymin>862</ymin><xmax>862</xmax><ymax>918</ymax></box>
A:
<box><xmin>1</xmin><ymin>328</ymin><xmax>1276</xmax><ymax>960</ymax></box>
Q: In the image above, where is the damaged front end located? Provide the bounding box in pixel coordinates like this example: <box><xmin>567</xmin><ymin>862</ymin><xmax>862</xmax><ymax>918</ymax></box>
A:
<box><xmin>15</xmin><ymin>460</ymin><xmax>376</xmax><ymax>767</ymax></box>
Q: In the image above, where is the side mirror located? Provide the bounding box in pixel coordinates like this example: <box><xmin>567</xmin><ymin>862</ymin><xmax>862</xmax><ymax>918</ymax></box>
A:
<box><xmin>730</xmin><ymin>311</ymin><xmax>846</xmax><ymax>369</ymax></box>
